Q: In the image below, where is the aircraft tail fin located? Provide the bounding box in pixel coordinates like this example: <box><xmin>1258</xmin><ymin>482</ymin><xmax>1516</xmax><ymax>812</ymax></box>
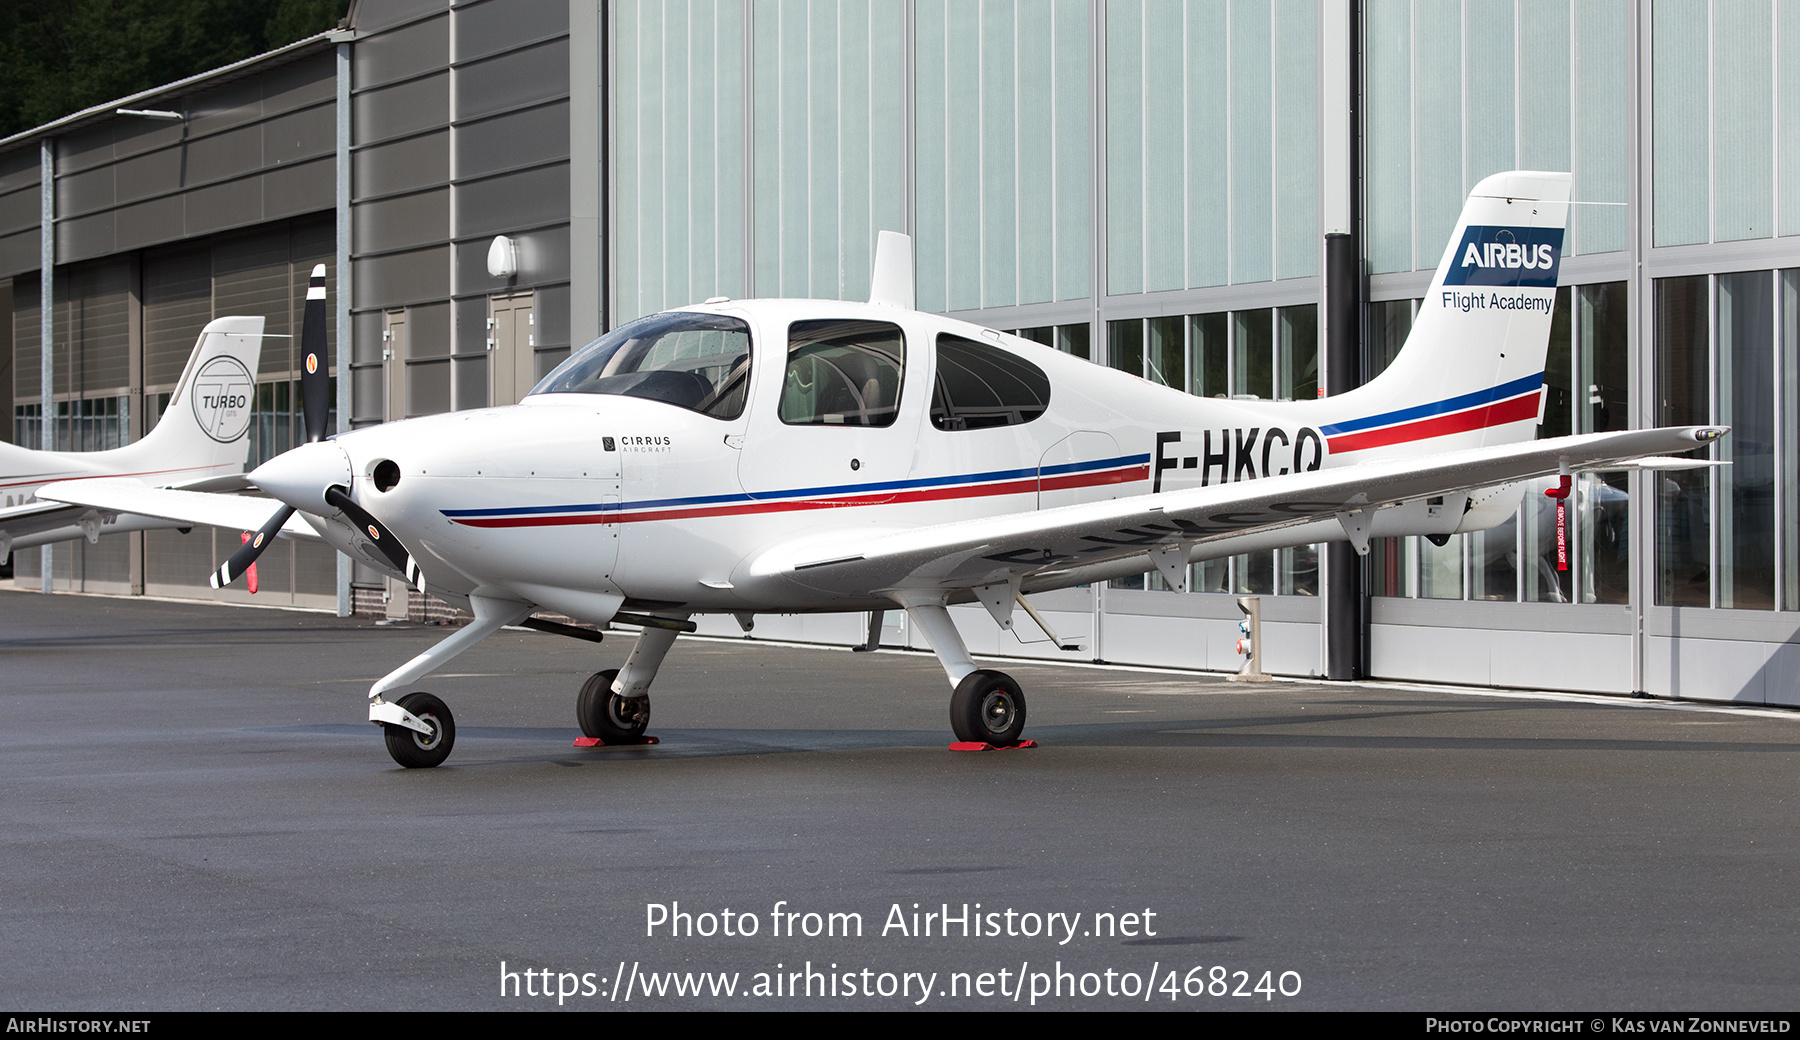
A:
<box><xmin>113</xmin><ymin>316</ymin><xmax>265</xmax><ymax>479</ymax></box>
<box><xmin>1327</xmin><ymin>171</ymin><xmax>1570</xmax><ymax>460</ymax></box>
<box><xmin>868</xmin><ymin>231</ymin><xmax>915</xmax><ymax>309</ymax></box>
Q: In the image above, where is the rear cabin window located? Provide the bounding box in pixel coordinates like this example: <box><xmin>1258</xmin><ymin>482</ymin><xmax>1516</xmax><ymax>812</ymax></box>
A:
<box><xmin>930</xmin><ymin>334</ymin><xmax>1051</xmax><ymax>430</ymax></box>
<box><xmin>779</xmin><ymin>319</ymin><xmax>906</xmax><ymax>427</ymax></box>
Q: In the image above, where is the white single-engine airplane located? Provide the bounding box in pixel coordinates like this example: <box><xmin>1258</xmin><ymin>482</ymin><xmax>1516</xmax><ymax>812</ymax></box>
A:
<box><xmin>0</xmin><ymin>312</ymin><xmax>270</xmax><ymax>564</ymax></box>
<box><xmin>43</xmin><ymin>172</ymin><xmax>1722</xmax><ymax>768</ymax></box>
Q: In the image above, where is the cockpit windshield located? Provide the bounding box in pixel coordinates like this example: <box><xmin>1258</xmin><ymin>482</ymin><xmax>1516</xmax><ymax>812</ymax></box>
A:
<box><xmin>529</xmin><ymin>311</ymin><xmax>752</xmax><ymax>420</ymax></box>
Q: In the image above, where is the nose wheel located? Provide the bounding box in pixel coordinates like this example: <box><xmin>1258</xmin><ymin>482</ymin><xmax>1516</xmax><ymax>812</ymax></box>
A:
<box><xmin>577</xmin><ymin>669</ymin><xmax>653</xmax><ymax>744</ymax></box>
<box><xmin>382</xmin><ymin>691</ymin><xmax>455</xmax><ymax>768</ymax></box>
<box><xmin>950</xmin><ymin>669</ymin><xmax>1028</xmax><ymax>746</ymax></box>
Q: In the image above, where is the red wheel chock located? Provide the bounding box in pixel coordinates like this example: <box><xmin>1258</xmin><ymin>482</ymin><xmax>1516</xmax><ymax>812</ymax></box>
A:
<box><xmin>948</xmin><ymin>740</ymin><xmax>1038</xmax><ymax>752</ymax></box>
<box><xmin>573</xmin><ymin>735</ymin><xmax>660</xmax><ymax>748</ymax></box>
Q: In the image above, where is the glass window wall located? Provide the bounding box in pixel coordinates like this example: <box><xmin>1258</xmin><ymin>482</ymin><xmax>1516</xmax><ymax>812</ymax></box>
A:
<box><xmin>1103</xmin><ymin>303</ymin><xmax>1318</xmax><ymax>596</ymax></box>
<box><xmin>1655</xmin><ymin>269</ymin><xmax>1796</xmax><ymax>611</ymax></box>
<box><xmin>1372</xmin><ymin>282</ymin><xmax>1631</xmax><ymax>607</ymax></box>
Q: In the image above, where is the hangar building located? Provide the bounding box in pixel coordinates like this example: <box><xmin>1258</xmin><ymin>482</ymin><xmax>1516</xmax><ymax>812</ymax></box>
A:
<box><xmin>2</xmin><ymin>0</ymin><xmax>1796</xmax><ymax>705</ymax></box>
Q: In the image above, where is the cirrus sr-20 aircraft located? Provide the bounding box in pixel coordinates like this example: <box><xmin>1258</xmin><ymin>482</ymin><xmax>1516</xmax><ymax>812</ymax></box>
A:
<box><xmin>41</xmin><ymin>172</ymin><xmax>1723</xmax><ymax>768</ymax></box>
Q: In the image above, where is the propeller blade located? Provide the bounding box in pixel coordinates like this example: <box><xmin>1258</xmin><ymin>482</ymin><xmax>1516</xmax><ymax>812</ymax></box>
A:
<box><xmin>300</xmin><ymin>263</ymin><xmax>330</xmax><ymax>443</ymax></box>
<box><xmin>324</xmin><ymin>485</ymin><xmax>425</xmax><ymax>592</ymax></box>
<box><xmin>211</xmin><ymin>504</ymin><xmax>296</xmax><ymax>589</ymax></box>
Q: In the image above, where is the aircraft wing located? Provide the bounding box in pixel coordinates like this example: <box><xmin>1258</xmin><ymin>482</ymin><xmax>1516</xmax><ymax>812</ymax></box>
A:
<box><xmin>0</xmin><ymin>500</ymin><xmax>101</xmax><ymax>548</ymax></box>
<box><xmin>749</xmin><ymin>425</ymin><xmax>1723</xmax><ymax>598</ymax></box>
<box><xmin>33</xmin><ymin>480</ymin><xmax>322</xmax><ymax>542</ymax></box>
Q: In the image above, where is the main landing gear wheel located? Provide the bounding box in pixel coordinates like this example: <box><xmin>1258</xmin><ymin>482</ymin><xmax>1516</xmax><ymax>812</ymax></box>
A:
<box><xmin>577</xmin><ymin>669</ymin><xmax>651</xmax><ymax>744</ymax></box>
<box><xmin>950</xmin><ymin>669</ymin><xmax>1027</xmax><ymax>745</ymax></box>
<box><xmin>383</xmin><ymin>691</ymin><xmax>455</xmax><ymax>768</ymax></box>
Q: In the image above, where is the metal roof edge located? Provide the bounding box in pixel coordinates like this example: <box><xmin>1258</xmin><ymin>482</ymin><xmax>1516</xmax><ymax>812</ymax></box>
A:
<box><xmin>0</xmin><ymin>30</ymin><xmax>351</xmax><ymax>157</ymax></box>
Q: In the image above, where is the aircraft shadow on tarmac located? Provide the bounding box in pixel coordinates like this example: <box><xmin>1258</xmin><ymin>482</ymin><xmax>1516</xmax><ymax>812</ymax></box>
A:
<box><xmin>252</xmin><ymin>714</ymin><xmax>1800</xmax><ymax>764</ymax></box>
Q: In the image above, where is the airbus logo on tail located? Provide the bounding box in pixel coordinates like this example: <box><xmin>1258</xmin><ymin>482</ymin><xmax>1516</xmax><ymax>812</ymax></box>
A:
<box><xmin>1444</xmin><ymin>225</ymin><xmax>1563</xmax><ymax>288</ymax></box>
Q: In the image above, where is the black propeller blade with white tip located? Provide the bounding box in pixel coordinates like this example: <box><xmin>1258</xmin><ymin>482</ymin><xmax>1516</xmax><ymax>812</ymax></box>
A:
<box><xmin>300</xmin><ymin>264</ymin><xmax>330</xmax><ymax>443</ymax></box>
<box><xmin>215</xmin><ymin>264</ymin><xmax>338</xmax><ymax>589</ymax></box>
<box><xmin>211</xmin><ymin>503</ymin><xmax>296</xmax><ymax>589</ymax></box>
<box><xmin>324</xmin><ymin>485</ymin><xmax>424</xmax><ymax>592</ymax></box>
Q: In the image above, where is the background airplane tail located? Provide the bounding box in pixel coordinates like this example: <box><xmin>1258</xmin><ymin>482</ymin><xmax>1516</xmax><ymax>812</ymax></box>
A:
<box><xmin>109</xmin><ymin>316</ymin><xmax>265</xmax><ymax>479</ymax></box>
<box><xmin>1328</xmin><ymin>171</ymin><xmax>1570</xmax><ymax>461</ymax></box>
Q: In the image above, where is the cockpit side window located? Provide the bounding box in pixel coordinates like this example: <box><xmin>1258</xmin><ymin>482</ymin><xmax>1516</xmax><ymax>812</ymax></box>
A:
<box><xmin>779</xmin><ymin>319</ymin><xmax>906</xmax><ymax>427</ymax></box>
<box><xmin>930</xmin><ymin>333</ymin><xmax>1051</xmax><ymax>430</ymax></box>
<box><xmin>530</xmin><ymin>312</ymin><xmax>752</xmax><ymax>420</ymax></box>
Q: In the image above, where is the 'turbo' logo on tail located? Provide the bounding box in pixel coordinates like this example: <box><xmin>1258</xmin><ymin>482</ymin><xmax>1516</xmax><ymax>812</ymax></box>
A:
<box><xmin>191</xmin><ymin>356</ymin><xmax>255</xmax><ymax>443</ymax></box>
<box><xmin>1444</xmin><ymin>225</ymin><xmax>1563</xmax><ymax>289</ymax></box>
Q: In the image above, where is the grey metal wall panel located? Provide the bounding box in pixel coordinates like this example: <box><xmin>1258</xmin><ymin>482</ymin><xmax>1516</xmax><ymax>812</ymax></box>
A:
<box><xmin>0</xmin><ymin>149</ymin><xmax>39</xmax><ymax>194</ymax></box>
<box><xmin>0</xmin><ymin>188</ymin><xmax>41</xmax><ymax>235</ymax></box>
<box><xmin>293</xmin><ymin>539</ymin><xmax>338</xmax><ymax>596</ymax></box>
<box><xmin>454</xmin><ymin>164</ymin><xmax>567</xmax><ymax>238</ymax></box>
<box><xmin>142</xmin><ymin>245</ymin><xmax>213</xmax><ymax>387</ymax></box>
<box><xmin>407</xmin><ymin>357</ymin><xmax>451</xmax><ymax>415</ymax></box>
<box><xmin>264</xmin><ymin>158</ymin><xmax>334</xmax><ymax>219</ymax></box>
<box><xmin>187</xmin><ymin>78</ymin><xmax>266</xmax><ymax>138</ymax></box>
<box><xmin>453</xmin><ymin>296</ymin><xmax>487</xmax><ymax>354</ymax></box>
<box><xmin>289</xmin><ymin>216</ymin><xmax>337</xmax><ymax>363</ymax></box>
<box><xmin>187</xmin><ymin>124</ymin><xmax>265</xmax><ymax>186</ymax></box>
<box><xmin>114</xmin><ymin>196</ymin><xmax>187</xmax><ymax>253</ymax></box>
<box><xmin>351</xmin><ymin>366</ymin><xmax>385</xmax><ymax>421</ymax></box>
<box><xmin>452</xmin><ymin>354</ymin><xmax>488</xmax><ymax>409</ymax></box>
<box><xmin>356</xmin><ymin>130</ymin><xmax>450</xmax><ymax>197</ymax></box>
<box><xmin>355</xmin><ymin>188</ymin><xmax>450</xmax><ymax>254</ymax></box>
<box><xmin>214</xmin><ymin>228</ymin><xmax>293</xmax><ymax>375</ymax></box>
<box><xmin>453</xmin><ymin>0</ymin><xmax>568</xmax><ymax>62</ymax></box>
<box><xmin>454</xmin><ymin>38</ymin><xmax>569</xmax><ymax>121</ymax></box>
<box><xmin>357</xmin><ymin>0</ymin><xmax>448</xmax><ymax>33</ymax></box>
<box><xmin>355</xmin><ymin>14</ymin><xmax>450</xmax><ymax>89</ymax></box>
<box><xmin>184</xmin><ymin>177</ymin><xmax>264</xmax><ymax>237</ymax></box>
<box><xmin>0</xmin><ymin>230</ymin><xmax>35</xmax><ymax>277</ymax></box>
<box><xmin>452</xmin><ymin>223</ymin><xmax>569</xmax><ymax>288</ymax></box>
<box><xmin>113</xmin><ymin>148</ymin><xmax>184</xmax><ymax>206</ymax></box>
<box><xmin>534</xmin><ymin>282</ymin><xmax>568</xmax><ymax>349</ymax></box>
<box><xmin>58</xmin><ymin>211</ymin><xmax>116</xmax><ymax>263</ymax></box>
<box><xmin>57</xmin><ymin>164</ymin><xmax>115</xmax><ymax>218</ymax></box>
<box><xmin>144</xmin><ymin>528</ymin><xmax>213</xmax><ymax>591</ymax></box>
<box><xmin>12</xmin><ymin>273</ymin><xmax>37</xmax><ymax>401</ymax></box>
<box><xmin>353</xmin><ymin>310</ymin><xmax>385</xmax><ymax>365</ymax></box>
<box><xmin>260</xmin><ymin>53</ymin><xmax>336</xmax><ymax>114</ymax></box>
<box><xmin>57</xmin><ymin>124</ymin><xmax>117</xmax><ymax>174</ymax></box>
<box><xmin>66</xmin><ymin>260</ymin><xmax>131</xmax><ymax>392</ymax></box>
<box><xmin>263</xmin><ymin>105</ymin><xmax>336</xmax><ymax>165</ymax></box>
<box><xmin>354</xmin><ymin>72</ymin><xmax>451</xmax><ymax>145</ymax></box>
<box><xmin>454</xmin><ymin>101</ymin><xmax>569</xmax><ymax>180</ymax></box>
<box><xmin>405</xmin><ymin>299</ymin><xmax>451</xmax><ymax>359</ymax></box>
<box><xmin>109</xmin><ymin>119</ymin><xmax>185</xmax><ymax>163</ymax></box>
<box><xmin>355</xmin><ymin>244</ymin><xmax>450</xmax><ymax>307</ymax></box>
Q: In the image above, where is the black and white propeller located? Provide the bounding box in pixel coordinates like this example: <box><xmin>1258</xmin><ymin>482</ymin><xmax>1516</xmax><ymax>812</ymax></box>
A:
<box><xmin>212</xmin><ymin>264</ymin><xmax>424</xmax><ymax>593</ymax></box>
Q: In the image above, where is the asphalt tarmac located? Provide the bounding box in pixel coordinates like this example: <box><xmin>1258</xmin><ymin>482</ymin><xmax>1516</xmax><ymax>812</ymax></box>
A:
<box><xmin>5</xmin><ymin>589</ymin><xmax>1800</xmax><ymax>1012</ymax></box>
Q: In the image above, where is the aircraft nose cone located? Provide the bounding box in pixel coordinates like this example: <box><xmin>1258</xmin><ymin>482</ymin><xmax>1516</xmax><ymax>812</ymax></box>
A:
<box><xmin>250</xmin><ymin>441</ymin><xmax>352</xmax><ymax>513</ymax></box>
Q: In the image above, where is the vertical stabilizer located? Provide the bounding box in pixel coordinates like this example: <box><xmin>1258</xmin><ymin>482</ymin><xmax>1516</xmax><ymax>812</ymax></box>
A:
<box><xmin>1327</xmin><ymin>171</ymin><xmax>1570</xmax><ymax>459</ymax></box>
<box><xmin>109</xmin><ymin>316</ymin><xmax>266</xmax><ymax>476</ymax></box>
<box><xmin>868</xmin><ymin>230</ymin><xmax>915</xmax><ymax>310</ymax></box>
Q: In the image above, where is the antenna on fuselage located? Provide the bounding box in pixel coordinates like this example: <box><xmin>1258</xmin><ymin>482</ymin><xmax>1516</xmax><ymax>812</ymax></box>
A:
<box><xmin>868</xmin><ymin>230</ymin><xmax>915</xmax><ymax>310</ymax></box>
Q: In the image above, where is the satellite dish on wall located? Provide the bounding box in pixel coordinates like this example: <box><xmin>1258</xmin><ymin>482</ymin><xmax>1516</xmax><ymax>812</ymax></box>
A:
<box><xmin>487</xmin><ymin>236</ymin><xmax>519</xmax><ymax>279</ymax></box>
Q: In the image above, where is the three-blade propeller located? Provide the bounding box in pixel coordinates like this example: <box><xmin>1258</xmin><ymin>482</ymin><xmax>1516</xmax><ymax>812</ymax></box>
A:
<box><xmin>212</xmin><ymin>264</ymin><xmax>425</xmax><ymax>593</ymax></box>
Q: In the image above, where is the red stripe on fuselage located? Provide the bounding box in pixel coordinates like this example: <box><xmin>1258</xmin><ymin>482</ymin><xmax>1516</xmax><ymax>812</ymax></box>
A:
<box><xmin>450</xmin><ymin>464</ymin><xmax>1150</xmax><ymax>529</ymax></box>
<box><xmin>1326</xmin><ymin>394</ymin><xmax>1540</xmax><ymax>454</ymax></box>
